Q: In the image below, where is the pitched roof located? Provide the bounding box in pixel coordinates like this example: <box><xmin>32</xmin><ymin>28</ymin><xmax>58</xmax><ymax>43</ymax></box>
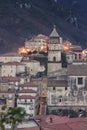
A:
<box><xmin>50</xmin><ymin>26</ymin><xmax>59</xmax><ymax>38</ymax></box>
<box><xmin>18</xmin><ymin>95</ymin><xmax>35</xmax><ymax>99</ymax></box>
<box><xmin>19</xmin><ymin>82</ymin><xmax>38</xmax><ymax>88</ymax></box>
<box><xmin>33</xmin><ymin>115</ymin><xmax>87</xmax><ymax>130</ymax></box>
<box><xmin>68</xmin><ymin>64</ymin><xmax>87</xmax><ymax>76</ymax></box>
<box><xmin>0</xmin><ymin>77</ymin><xmax>20</xmax><ymax>82</ymax></box>
<box><xmin>19</xmin><ymin>89</ymin><xmax>37</xmax><ymax>93</ymax></box>
<box><xmin>48</xmin><ymin>80</ymin><xmax>68</xmax><ymax>87</ymax></box>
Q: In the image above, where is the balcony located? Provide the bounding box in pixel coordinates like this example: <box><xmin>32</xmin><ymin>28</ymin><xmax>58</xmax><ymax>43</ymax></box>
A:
<box><xmin>18</xmin><ymin>101</ymin><xmax>33</xmax><ymax>105</ymax></box>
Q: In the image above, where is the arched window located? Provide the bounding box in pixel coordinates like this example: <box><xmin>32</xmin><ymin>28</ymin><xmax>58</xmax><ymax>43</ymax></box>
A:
<box><xmin>75</xmin><ymin>54</ymin><xmax>77</xmax><ymax>59</ymax></box>
<box><xmin>53</xmin><ymin>56</ymin><xmax>56</xmax><ymax>62</ymax></box>
<box><xmin>53</xmin><ymin>86</ymin><xmax>55</xmax><ymax>90</ymax></box>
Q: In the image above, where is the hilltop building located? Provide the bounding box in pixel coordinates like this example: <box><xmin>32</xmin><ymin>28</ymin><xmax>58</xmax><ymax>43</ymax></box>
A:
<box><xmin>25</xmin><ymin>34</ymin><xmax>49</xmax><ymax>53</ymax></box>
<box><xmin>1</xmin><ymin>26</ymin><xmax>87</xmax><ymax>117</ymax></box>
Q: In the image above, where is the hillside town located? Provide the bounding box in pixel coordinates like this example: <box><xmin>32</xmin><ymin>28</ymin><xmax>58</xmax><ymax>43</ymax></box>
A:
<box><xmin>1</xmin><ymin>26</ymin><xmax>87</xmax><ymax>129</ymax></box>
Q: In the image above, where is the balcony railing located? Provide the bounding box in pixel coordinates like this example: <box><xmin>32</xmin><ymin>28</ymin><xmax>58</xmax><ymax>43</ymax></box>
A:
<box><xmin>18</xmin><ymin>102</ymin><xmax>33</xmax><ymax>105</ymax></box>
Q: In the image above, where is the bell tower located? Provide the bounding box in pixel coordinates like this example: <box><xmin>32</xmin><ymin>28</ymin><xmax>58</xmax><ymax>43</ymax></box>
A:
<box><xmin>47</xmin><ymin>26</ymin><xmax>63</xmax><ymax>76</ymax></box>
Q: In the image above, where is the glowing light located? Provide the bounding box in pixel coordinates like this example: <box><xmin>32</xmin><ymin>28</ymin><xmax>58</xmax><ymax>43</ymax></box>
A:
<box><xmin>82</xmin><ymin>49</ymin><xmax>87</xmax><ymax>60</ymax></box>
<box><xmin>63</xmin><ymin>45</ymin><xmax>70</xmax><ymax>51</ymax></box>
<box><xmin>18</xmin><ymin>47</ymin><xmax>28</xmax><ymax>54</ymax></box>
<box><xmin>18</xmin><ymin>43</ymin><xmax>48</xmax><ymax>55</ymax></box>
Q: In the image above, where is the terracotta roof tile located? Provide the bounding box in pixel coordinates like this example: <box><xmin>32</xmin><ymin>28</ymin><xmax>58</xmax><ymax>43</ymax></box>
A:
<box><xmin>33</xmin><ymin>115</ymin><xmax>87</xmax><ymax>130</ymax></box>
<box><xmin>18</xmin><ymin>95</ymin><xmax>35</xmax><ymax>99</ymax></box>
<box><xmin>48</xmin><ymin>80</ymin><xmax>68</xmax><ymax>87</ymax></box>
<box><xmin>0</xmin><ymin>77</ymin><xmax>20</xmax><ymax>82</ymax></box>
<box><xmin>19</xmin><ymin>82</ymin><xmax>38</xmax><ymax>87</ymax></box>
<box><xmin>68</xmin><ymin>64</ymin><xmax>87</xmax><ymax>76</ymax></box>
<box><xmin>19</xmin><ymin>89</ymin><xmax>37</xmax><ymax>93</ymax></box>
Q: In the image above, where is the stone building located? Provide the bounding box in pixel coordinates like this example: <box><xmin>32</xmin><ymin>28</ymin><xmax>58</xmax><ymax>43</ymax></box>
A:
<box><xmin>21</xmin><ymin>59</ymin><xmax>45</xmax><ymax>77</ymax></box>
<box><xmin>47</xmin><ymin>26</ymin><xmax>63</xmax><ymax>77</ymax></box>
<box><xmin>25</xmin><ymin>34</ymin><xmax>48</xmax><ymax>52</ymax></box>
<box><xmin>0</xmin><ymin>77</ymin><xmax>17</xmax><ymax>112</ymax></box>
<box><xmin>1</xmin><ymin>62</ymin><xmax>25</xmax><ymax>77</ymax></box>
<box><xmin>47</xmin><ymin>26</ymin><xmax>87</xmax><ymax>117</ymax></box>
<box><xmin>17</xmin><ymin>82</ymin><xmax>40</xmax><ymax>116</ymax></box>
<box><xmin>0</xmin><ymin>53</ymin><xmax>23</xmax><ymax>63</ymax></box>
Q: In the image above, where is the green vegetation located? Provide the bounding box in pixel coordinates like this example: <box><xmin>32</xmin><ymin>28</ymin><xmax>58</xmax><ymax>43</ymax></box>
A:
<box><xmin>0</xmin><ymin>107</ymin><xmax>26</xmax><ymax>130</ymax></box>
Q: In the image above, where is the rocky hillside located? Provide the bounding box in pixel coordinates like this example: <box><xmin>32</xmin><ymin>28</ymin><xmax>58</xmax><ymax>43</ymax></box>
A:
<box><xmin>0</xmin><ymin>0</ymin><xmax>87</xmax><ymax>53</ymax></box>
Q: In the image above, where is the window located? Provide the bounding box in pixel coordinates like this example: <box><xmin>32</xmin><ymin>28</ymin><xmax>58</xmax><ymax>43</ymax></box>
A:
<box><xmin>2</xmin><ymin>95</ymin><xmax>5</xmax><ymax>99</ymax></box>
<box><xmin>59</xmin><ymin>98</ymin><xmax>62</xmax><ymax>102</ymax></box>
<box><xmin>25</xmin><ymin>99</ymin><xmax>27</xmax><ymax>103</ymax></box>
<box><xmin>8</xmin><ymin>86</ymin><xmax>11</xmax><ymax>91</ymax></box>
<box><xmin>65</xmin><ymin>86</ymin><xmax>67</xmax><ymax>90</ymax></box>
<box><xmin>53</xmin><ymin>86</ymin><xmax>55</xmax><ymax>90</ymax></box>
<box><xmin>53</xmin><ymin>57</ymin><xmax>56</xmax><ymax>62</ymax></box>
<box><xmin>8</xmin><ymin>94</ymin><xmax>13</xmax><ymax>100</ymax></box>
<box><xmin>78</xmin><ymin>77</ymin><xmax>83</xmax><ymax>85</ymax></box>
<box><xmin>75</xmin><ymin>54</ymin><xmax>77</xmax><ymax>59</ymax></box>
<box><xmin>51</xmin><ymin>95</ymin><xmax>57</xmax><ymax>104</ymax></box>
<box><xmin>58</xmin><ymin>96</ymin><xmax>62</xmax><ymax>103</ymax></box>
<box><xmin>30</xmin><ymin>99</ymin><xmax>32</xmax><ymax>102</ymax></box>
<box><xmin>79</xmin><ymin>54</ymin><xmax>82</xmax><ymax>60</ymax></box>
<box><xmin>29</xmin><ymin>107</ymin><xmax>33</xmax><ymax>110</ymax></box>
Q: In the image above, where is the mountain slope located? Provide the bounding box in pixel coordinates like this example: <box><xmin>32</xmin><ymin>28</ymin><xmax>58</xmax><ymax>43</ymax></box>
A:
<box><xmin>0</xmin><ymin>0</ymin><xmax>87</xmax><ymax>53</ymax></box>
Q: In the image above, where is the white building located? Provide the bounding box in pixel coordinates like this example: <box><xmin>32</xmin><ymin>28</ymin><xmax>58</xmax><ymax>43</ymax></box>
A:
<box><xmin>17</xmin><ymin>88</ymin><xmax>39</xmax><ymax>116</ymax></box>
<box><xmin>25</xmin><ymin>34</ymin><xmax>49</xmax><ymax>52</ymax></box>
<box><xmin>0</xmin><ymin>78</ymin><xmax>17</xmax><ymax>112</ymax></box>
<box><xmin>0</xmin><ymin>53</ymin><xmax>23</xmax><ymax>63</ymax></box>
<box><xmin>17</xmin><ymin>95</ymin><xmax>37</xmax><ymax>116</ymax></box>
<box><xmin>1</xmin><ymin>62</ymin><xmax>25</xmax><ymax>77</ymax></box>
<box><xmin>19</xmin><ymin>82</ymin><xmax>39</xmax><ymax>91</ymax></box>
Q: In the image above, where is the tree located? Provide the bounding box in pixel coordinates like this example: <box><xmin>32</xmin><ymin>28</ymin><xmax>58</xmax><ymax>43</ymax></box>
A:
<box><xmin>0</xmin><ymin>105</ymin><xmax>7</xmax><ymax>130</ymax></box>
<box><xmin>7</xmin><ymin>107</ymin><xmax>26</xmax><ymax>130</ymax></box>
<box><xmin>0</xmin><ymin>112</ymin><xmax>6</xmax><ymax>130</ymax></box>
<box><xmin>0</xmin><ymin>107</ymin><xmax>26</xmax><ymax>130</ymax></box>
